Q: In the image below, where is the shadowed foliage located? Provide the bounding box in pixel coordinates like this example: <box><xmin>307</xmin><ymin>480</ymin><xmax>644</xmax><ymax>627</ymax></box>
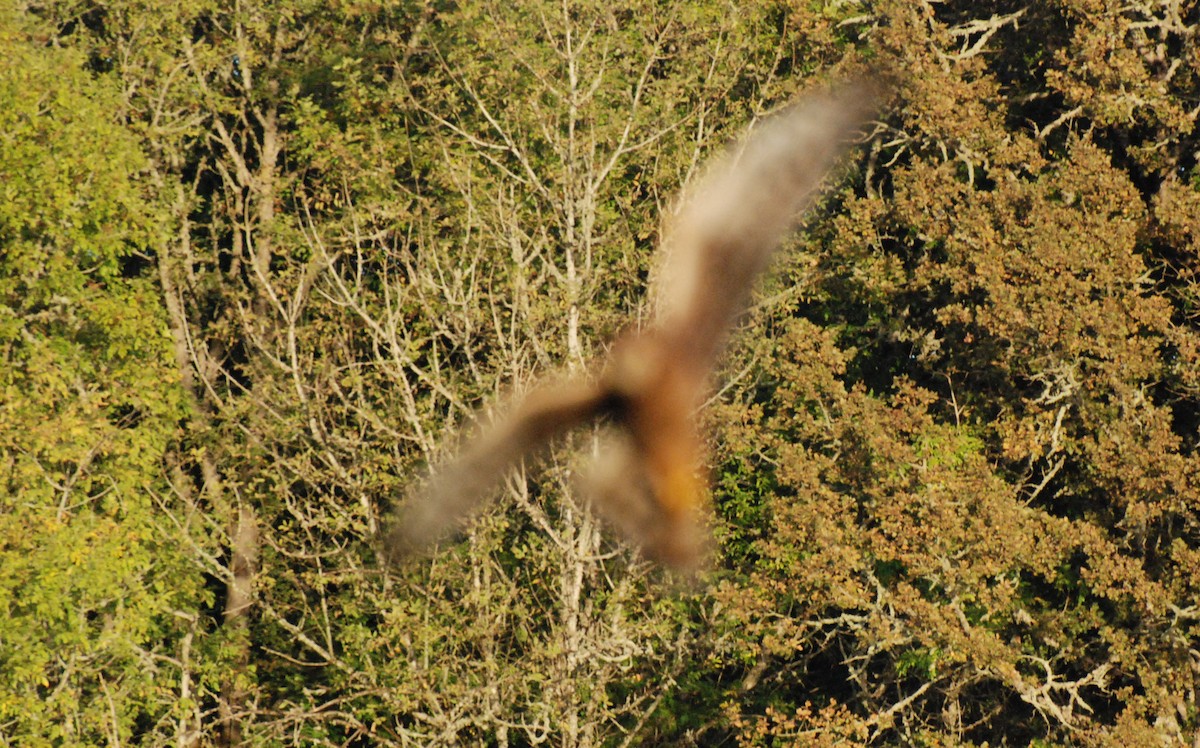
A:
<box><xmin>3</xmin><ymin>0</ymin><xmax>1198</xmax><ymax>745</ymax></box>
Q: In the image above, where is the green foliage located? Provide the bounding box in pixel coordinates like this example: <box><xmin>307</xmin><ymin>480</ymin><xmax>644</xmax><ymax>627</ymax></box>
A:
<box><xmin>0</xmin><ymin>10</ymin><xmax>198</xmax><ymax>745</ymax></box>
<box><xmin>7</xmin><ymin>0</ymin><xmax>1200</xmax><ymax>745</ymax></box>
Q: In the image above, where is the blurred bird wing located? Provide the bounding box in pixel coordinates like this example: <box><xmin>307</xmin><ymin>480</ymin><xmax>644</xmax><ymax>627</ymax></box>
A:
<box><xmin>383</xmin><ymin>381</ymin><xmax>612</xmax><ymax>560</ymax></box>
<box><xmin>653</xmin><ymin>82</ymin><xmax>880</xmax><ymax>369</ymax></box>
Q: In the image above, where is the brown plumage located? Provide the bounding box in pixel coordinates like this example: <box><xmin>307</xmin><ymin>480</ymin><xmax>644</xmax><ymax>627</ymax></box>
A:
<box><xmin>383</xmin><ymin>81</ymin><xmax>880</xmax><ymax>572</ymax></box>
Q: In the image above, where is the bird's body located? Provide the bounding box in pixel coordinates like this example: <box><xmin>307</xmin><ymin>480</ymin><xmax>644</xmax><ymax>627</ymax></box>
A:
<box><xmin>383</xmin><ymin>81</ymin><xmax>881</xmax><ymax>572</ymax></box>
<box><xmin>594</xmin><ymin>329</ymin><xmax>710</xmax><ymax>567</ymax></box>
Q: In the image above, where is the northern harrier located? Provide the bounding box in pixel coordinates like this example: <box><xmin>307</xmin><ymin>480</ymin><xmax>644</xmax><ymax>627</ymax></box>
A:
<box><xmin>383</xmin><ymin>81</ymin><xmax>880</xmax><ymax>572</ymax></box>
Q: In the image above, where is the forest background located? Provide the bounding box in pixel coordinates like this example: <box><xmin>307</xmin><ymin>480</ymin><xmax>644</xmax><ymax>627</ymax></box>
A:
<box><xmin>2</xmin><ymin>0</ymin><xmax>1199</xmax><ymax>745</ymax></box>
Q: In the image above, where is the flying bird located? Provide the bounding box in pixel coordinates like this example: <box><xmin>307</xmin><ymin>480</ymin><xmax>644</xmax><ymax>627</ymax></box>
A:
<box><xmin>383</xmin><ymin>81</ymin><xmax>880</xmax><ymax>572</ymax></box>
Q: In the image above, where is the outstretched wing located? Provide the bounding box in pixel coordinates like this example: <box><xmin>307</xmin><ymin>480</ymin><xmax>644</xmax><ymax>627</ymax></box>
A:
<box><xmin>653</xmin><ymin>82</ymin><xmax>880</xmax><ymax>371</ymax></box>
<box><xmin>382</xmin><ymin>382</ymin><xmax>614</xmax><ymax>561</ymax></box>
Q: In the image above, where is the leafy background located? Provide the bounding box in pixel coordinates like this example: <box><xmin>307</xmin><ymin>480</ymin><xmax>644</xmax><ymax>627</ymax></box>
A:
<box><xmin>1</xmin><ymin>1</ymin><xmax>1197</xmax><ymax>745</ymax></box>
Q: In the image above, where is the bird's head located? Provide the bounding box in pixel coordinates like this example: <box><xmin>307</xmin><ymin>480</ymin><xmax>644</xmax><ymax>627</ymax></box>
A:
<box><xmin>604</xmin><ymin>331</ymin><xmax>674</xmax><ymax>402</ymax></box>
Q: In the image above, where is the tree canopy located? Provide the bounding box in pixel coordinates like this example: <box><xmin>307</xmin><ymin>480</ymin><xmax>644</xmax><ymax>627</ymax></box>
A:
<box><xmin>2</xmin><ymin>1</ymin><xmax>1198</xmax><ymax>745</ymax></box>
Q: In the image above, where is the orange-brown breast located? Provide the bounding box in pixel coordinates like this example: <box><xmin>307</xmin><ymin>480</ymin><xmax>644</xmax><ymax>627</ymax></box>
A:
<box><xmin>605</xmin><ymin>331</ymin><xmax>710</xmax><ymax>523</ymax></box>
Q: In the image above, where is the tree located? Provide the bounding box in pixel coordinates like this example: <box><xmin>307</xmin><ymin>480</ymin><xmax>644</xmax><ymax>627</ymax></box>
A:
<box><xmin>0</xmin><ymin>10</ymin><xmax>200</xmax><ymax>745</ymax></box>
<box><xmin>707</xmin><ymin>1</ymin><xmax>1200</xmax><ymax>744</ymax></box>
<box><xmin>293</xmin><ymin>1</ymin><xmax>839</xmax><ymax>743</ymax></box>
<box><xmin>12</xmin><ymin>0</ymin><xmax>1199</xmax><ymax>744</ymax></box>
